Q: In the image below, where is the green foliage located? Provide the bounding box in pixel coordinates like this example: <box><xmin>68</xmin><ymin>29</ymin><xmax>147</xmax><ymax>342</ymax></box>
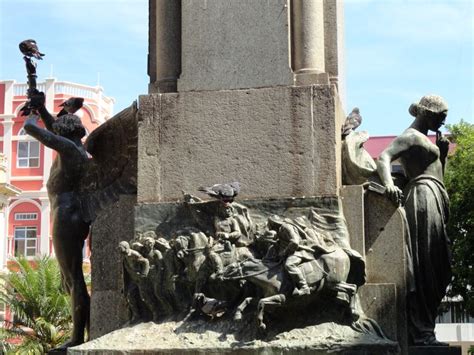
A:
<box><xmin>0</xmin><ymin>256</ymin><xmax>72</xmax><ymax>353</ymax></box>
<box><xmin>445</xmin><ymin>120</ymin><xmax>474</xmax><ymax>316</ymax></box>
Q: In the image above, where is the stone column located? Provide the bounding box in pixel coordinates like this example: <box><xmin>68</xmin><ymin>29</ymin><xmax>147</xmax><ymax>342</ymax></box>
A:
<box><xmin>324</xmin><ymin>0</ymin><xmax>345</xmax><ymax>105</ymax></box>
<box><xmin>148</xmin><ymin>0</ymin><xmax>181</xmax><ymax>93</ymax></box>
<box><xmin>291</xmin><ymin>0</ymin><xmax>326</xmax><ymax>75</ymax></box>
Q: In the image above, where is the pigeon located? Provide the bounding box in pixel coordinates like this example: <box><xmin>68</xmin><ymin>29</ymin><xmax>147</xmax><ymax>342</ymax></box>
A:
<box><xmin>198</xmin><ymin>182</ymin><xmax>240</xmax><ymax>203</ymax></box>
<box><xmin>194</xmin><ymin>293</ymin><xmax>228</xmax><ymax>319</ymax></box>
<box><xmin>19</xmin><ymin>39</ymin><xmax>45</xmax><ymax>60</ymax></box>
<box><xmin>341</xmin><ymin>107</ymin><xmax>362</xmax><ymax>137</ymax></box>
<box><xmin>57</xmin><ymin>97</ymin><xmax>84</xmax><ymax>117</ymax></box>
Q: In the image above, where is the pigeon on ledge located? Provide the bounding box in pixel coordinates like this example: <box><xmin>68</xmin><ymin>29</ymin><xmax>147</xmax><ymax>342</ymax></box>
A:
<box><xmin>198</xmin><ymin>182</ymin><xmax>240</xmax><ymax>203</ymax></box>
<box><xmin>194</xmin><ymin>293</ymin><xmax>228</xmax><ymax>319</ymax></box>
<box><xmin>342</xmin><ymin>107</ymin><xmax>362</xmax><ymax>138</ymax></box>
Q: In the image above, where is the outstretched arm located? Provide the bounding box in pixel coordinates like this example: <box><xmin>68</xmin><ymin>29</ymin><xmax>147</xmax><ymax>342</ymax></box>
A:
<box><xmin>376</xmin><ymin>134</ymin><xmax>411</xmax><ymax>205</ymax></box>
<box><xmin>37</xmin><ymin>106</ymin><xmax>56</xmax><ymax>132</ymax></box>
<box><xmin>23</xmin><ymin>115</ymin><xmax>74</xmax><ymax>153</ymax></box>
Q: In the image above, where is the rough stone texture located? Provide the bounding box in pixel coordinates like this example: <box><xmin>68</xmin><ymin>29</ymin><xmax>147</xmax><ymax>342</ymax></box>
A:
<box><xmin>358</xmin><ymin>283</ymin><xmax>397</xmax><ymax>343</ymax></box>
<box><xmin>364</xmin><ymin>191</ymin><xmax>409</xmax><ymax>354</ymax></box>
<box><xmin>340</xmin><ymin>185</ymin><xmax>365</xmax><ymax>256</ymax></box>
<box><xmin>70</xmin><ymin>320</ymin><xmax>399</xmax><ymax>355</ymax></box>
<box><xmin>135</xmin><ymin>196</ymin><xmax>343</xmax><ymax>234</ymax></box>
<box><xmin>178</xmin><ymin>0</ymin><xmax>293</xmax><ymax>92</ymax></box>
<box><xmin>90</xmin><ymin>195</ymin><xmax>136</xmax><ymax>340</ymax></box>
<box><xmin>138</xmin><ymin>85</ymin><xmax>343</xmax><ymax>203</ymax></box>
<box><xmin>89</xmin><ymin>290</ymin><xmax>128</xmax><ymax>342</ymax></box>
<box><xmin>323</xmin><ymin>0</ymin><xmax>346</xmax><ymax>106</ymax></box>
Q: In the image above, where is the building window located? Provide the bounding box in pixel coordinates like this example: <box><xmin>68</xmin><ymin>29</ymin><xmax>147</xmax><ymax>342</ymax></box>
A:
<box><xmin>17</xmin><ymin>140</ymin><xmax>40</xmax><ymax>168</ymax></box>
<box><xmin>14</xmin><ymin>213</ymin><xmax>38</xmax><ymax>221</ymax></box>
<box><xmin>14</xmin><ymin>226</ymin><xmax>37</xmax><ymax>257</ymax></box>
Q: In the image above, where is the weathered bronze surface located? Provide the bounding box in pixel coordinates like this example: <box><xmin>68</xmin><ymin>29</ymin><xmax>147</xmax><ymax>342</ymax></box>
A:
<box><xmin>377</xmin><ymin>95</ymin><xmax>451</xmax><ymax>346</ymax></box>
<box><xmin>123</xmin><ymin>195</ymin><xmax>384</xmax><ymax>340</ymax></box>
<box><xmin>20</xmin><ymin>40</ymin><xmax>138</xmax><ymax>349</ymax></box>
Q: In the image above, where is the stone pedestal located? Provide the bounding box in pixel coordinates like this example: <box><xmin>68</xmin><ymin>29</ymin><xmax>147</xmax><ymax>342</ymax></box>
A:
<box><xmin>70</xmin><ymin>319</ymin><xmax>399</xmax><ymax>354</ymax></box>
<box><xmin>78</xmin><ymin>1</ymin><xmax>412</xmax><ymax>354</ymax></box>
<box><xmin>138</xmin><ymin>85</ymin><xmax>345</xmax><ymax>202</ymax></box>
<box><xmin>342</xmin><ymin>185</ymin><xmax>410</xmax><ymax>354</ymax></box>
<box><xmin>89</xmin><ymin>195</ymin><xmax>137</xmax><ymax>340</ymax></box>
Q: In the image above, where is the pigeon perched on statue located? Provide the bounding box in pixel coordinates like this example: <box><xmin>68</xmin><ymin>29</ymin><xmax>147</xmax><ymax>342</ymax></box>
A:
<box><xmin>198</xmin><ymin>182</ymin><xmax>240</xmax><ymax>203</ymax></box>
<box><xmin>57</xmin><ymin>97</ymin><xmax>84</xmax><ymax>117</ymax></box>
<box><xmin>341</xmin><ymin>107</ymin><xmax>362</xmax><ymax>138</ymax></box>
<box><xmin>194</xmin><ymin>293</ymin><xmax>228</xmax><ymax>319</ymax></box>
<box><xmin>19</xmin><ymin>39</ymin><xmax>45</xmax><ymax>60</ymax></box>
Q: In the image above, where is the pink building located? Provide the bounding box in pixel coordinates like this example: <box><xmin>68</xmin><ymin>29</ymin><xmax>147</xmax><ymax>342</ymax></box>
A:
<box><xmin>0</xmin><ymin>78</ymin><xmax>114</xmax><ymax>274</ymax></box>
<box><xmin>364</xmin><ymin>134</ymin><xmax>455</xmax><ymax>160</ymax></box>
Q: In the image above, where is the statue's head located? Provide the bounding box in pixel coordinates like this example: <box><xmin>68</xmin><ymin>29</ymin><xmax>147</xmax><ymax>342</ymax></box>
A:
<box><xmin>52</xmin><ymin>114</ymin><xmax>86</xmax><ymax>139</ymax></box>
<box><xmin>131</xmin><ymin>242</ymin><xmax>144</xmax><ymax>255</ymax></box>
<box><xmin>409</xmin><ymin>95</ymin><xmax>448</xmax><ymax>132</ymax></box>
<box><xmin>118</xmin><ymin>241</ymin><xmax>130</xmax><ymax>254</ymax></box>
<box><xmin>142</xmin><ymin>236</ymin><xmax>155</xmax><ymax>252</ymax></box>
<box><xmin>267</xmin><ymin>215</ymin><xmax>284</xmax><ymax>231</ymax></box>
<box><xmin>218</xmin><ymin>203</ymin><xmax>234</xmax><ymax>218</ymax></box>
<box><xmin>155</xmin><ymin>237</ymin><xmax>171</xmax><ymax>252</ymax></box>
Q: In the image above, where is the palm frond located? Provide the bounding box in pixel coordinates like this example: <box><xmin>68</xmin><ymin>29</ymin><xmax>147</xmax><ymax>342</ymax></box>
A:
<box><xmin>0</xmin><ymin>256</ymin><xmax>72</xmax><ymax>352</ymax></box>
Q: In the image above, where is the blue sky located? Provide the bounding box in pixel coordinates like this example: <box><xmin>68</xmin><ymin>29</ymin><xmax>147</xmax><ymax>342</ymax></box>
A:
<box><xmin>0</xmin><ymin>0</ymin><xmax>472</xmax><ymax>135</ymax></box>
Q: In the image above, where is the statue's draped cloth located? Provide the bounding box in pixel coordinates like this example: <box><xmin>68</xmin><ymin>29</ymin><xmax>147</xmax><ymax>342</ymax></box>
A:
<box><xmin>404</xmin><ymin>175</ymin><xmax>451</xmax><ymax>344</ymax></box>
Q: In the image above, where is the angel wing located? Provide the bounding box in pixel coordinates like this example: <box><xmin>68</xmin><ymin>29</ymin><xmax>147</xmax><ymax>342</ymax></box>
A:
<box><xmin>79</xmin><ymin>101</ymin><xmax>138</xmax><ymax>223</ymax></box>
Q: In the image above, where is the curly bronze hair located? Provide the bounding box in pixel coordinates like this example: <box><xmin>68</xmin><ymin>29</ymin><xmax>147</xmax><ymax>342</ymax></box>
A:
<box><xmin>52</xmin><ymin>114</ymin><xmax>86</xmax><ymax>138</ymax></box>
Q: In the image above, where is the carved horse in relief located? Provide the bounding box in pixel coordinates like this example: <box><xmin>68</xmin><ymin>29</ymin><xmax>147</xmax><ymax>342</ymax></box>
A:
<box><xmin>174</xmin><ymin>228</ymin><xmax>255</xmax><ymax>313</ymax></box>
<box><xmin>222</xmin><ymin>248</ymin><xmax>357</xmax><ymax>331</ymax></box>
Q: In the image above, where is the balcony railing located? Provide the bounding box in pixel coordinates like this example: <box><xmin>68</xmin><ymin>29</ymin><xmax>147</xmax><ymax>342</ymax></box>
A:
<box><xmin>14</xmin><ymin>83</ymin><xmax>46</xmax><ymax>96</ymax></box>
<box><xmin>54</xmin><ymin>82</ymin><xmax>98</xmax><ymax>99</ymax></box>
<box><xmin>13</xmin><ymin>81</ymin><xmax>104</xmax><ymax>100</ymax></box>
<box><xmin>10</xmin><ymin>80</ymin><xmax>114</xmax><ymax>121</ymax></box>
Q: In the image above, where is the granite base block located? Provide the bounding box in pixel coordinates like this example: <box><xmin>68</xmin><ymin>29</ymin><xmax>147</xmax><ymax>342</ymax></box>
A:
<box><xmin>138</xmin><ymin>85</ymin><xmax>344</xmax><ymax>202</ymax></box>
<box><xmin>358</xmin><ymin>283</ymin><xmax>397</xmax><ymax>342</ymax></box>
<box><xmin>69</xmin><ymin>320</ymin><xmax>399</xmax><ymax>355</ymax></box>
